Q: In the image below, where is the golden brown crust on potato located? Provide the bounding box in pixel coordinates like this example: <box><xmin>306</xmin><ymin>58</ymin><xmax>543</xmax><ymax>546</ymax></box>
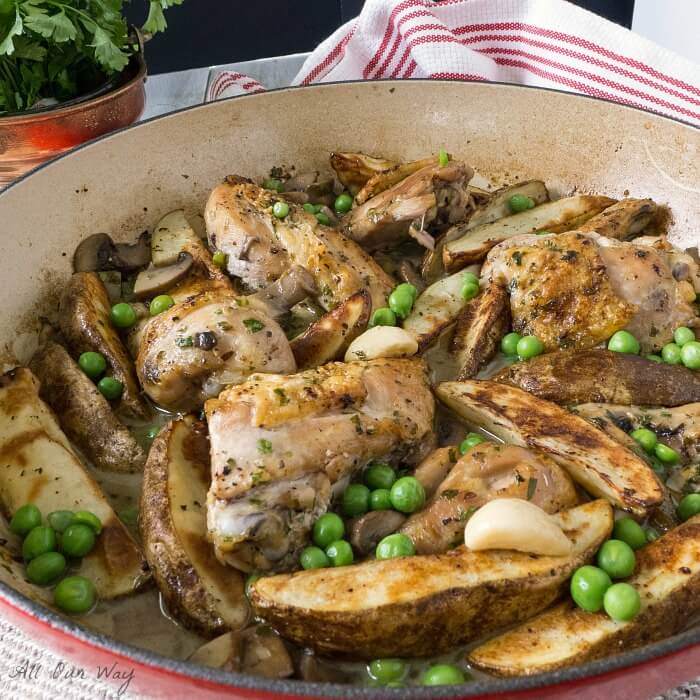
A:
<box><xmin>250</xmin><ymin>500</ymin><xmax>612</xmax><ymax>658</ymax></box>
<box><xmin>468</xmin><ymin>516</ymin><xmax>700</xmax><ymax>675</ymax></box>
<box><xmin>492</xmin><ymin>349</ymin><xmax>700</xmax><ymax>407</ymax></box>
<box><xmin>30</xmin><ymin>342</ymin><xmax>146</xmax><ymax>472</ymax></box>
<box><xmin>140</xmin><ymin>416</ymin><xmax>249</xmax><ymax>637</ymax></box>
<box><xmin>59</xmin><ymin>272</ymin><xmax>149</xmax><ymax>419</ymax></box>
<box><xmin>436</xmin><ymin>380</ymin><xmax>663</xmax><ymax>516</ymax></box>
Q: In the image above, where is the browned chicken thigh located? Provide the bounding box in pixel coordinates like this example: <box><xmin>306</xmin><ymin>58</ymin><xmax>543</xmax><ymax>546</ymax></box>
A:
<box><xmin>205</xmin><ymin>178</ymin><xmax>393</xmax><ymax>311</ymax></box>
<box><xmin>204</xmin><ymin>359</ymin><xmax>435</xmax><ymax>572</ymax></box>
<box><xmin>400</xmin><ymin>443</ymin><xmax>578</xmax><ymax>554</ymax></box>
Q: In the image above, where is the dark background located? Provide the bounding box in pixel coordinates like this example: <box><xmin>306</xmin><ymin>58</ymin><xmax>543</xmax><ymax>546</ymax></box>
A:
<box><xmin>125</xmin><ymin>0</ymin><xmax>635</xmax><ymax>75</ymax></box>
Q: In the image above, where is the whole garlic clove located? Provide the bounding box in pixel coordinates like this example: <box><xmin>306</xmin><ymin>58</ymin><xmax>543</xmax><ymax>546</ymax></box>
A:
<box><xmin>344</xmin><ymin>326</ymin><xmax>418</xmax><ymax>362</ymax></box>
<box><xmin>464</xmin><ymin>498</ymin><xmax>573</xmax><ymax>556</ymax></box>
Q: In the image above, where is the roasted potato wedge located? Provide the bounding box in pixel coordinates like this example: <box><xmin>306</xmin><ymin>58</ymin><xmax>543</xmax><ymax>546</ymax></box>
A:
<box><xmin>402</xmin><ymin>269</ymin><xmax>477</xmax><ymax>350</ymax></box>
<box><xmin>59</xmin><ymin>272</ymin><xmax>149</xmax><ymax>419</ymax></box>
<box><xmin>30</xmin><ymin>342</ymin><xmax>146</xmax><ymax>473</ymax></box>
<box><xmin>0</xmin><ymin>368</ymin><xmax>148</xmax><ymax>598</ymax></box>
<box><xmin>450</xmin><ymin>283</ymin><xmax>510</xmax><ymax>379</ymax></box>
<box><xmin>468</xmin><ymin>515</ymin><xmax>700</xmax><ymax>675</ymax></box>
<box><xmin>355</xmin><ymin>156</ymin><xmax>439</xmax><ymax>205</ymax></box>
<box><xmin>290</xmin><ymin>290</ymin><xmax>370</xmax><ymax>369</ymax></box>
<box><xmin>436</xmin><ymin>380</ymin><xmax>663</xmax><ymax>516</ymax></box>
<box><xmin>443</xmin><ymin>195</ymin><xmax>616</xmax><ymax>270</ymax></box>
<box><xmin>250</xmin><ymin>500</ymin><xmax>612</xmax><ymax>658</ymax></box>
<box><xmin>578</xmin><ymin>198</ymin><xmax>656</xmax><ymax>240</ymax></box>
<box><xmin>492</xmin><ymin>349</ymin><xmax>700</xmax><ymax>407</ymax></box>
<box><xmin>140</xmin><ymin>416</ymin><xmax>249</xmax><ymax>636</ymax></box>
<box><xmin>329</xmin><ymin>152</ymin><xmax>397</xmax><ymax>194</ymax></box>
<box><xmin>421</xmin><ymin>181</ymin><xmax>549</xmax><ymax>283</ymax></box>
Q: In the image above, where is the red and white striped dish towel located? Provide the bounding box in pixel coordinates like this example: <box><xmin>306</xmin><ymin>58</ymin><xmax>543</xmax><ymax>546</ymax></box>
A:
<box><xmin>205</xmin><ymin>0</ymin><xmax>700</xmax><ymax>127</ymax></box>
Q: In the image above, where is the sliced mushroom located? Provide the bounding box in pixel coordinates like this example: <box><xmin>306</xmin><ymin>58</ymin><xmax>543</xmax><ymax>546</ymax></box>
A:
<box><xmin>133</xmin><ymin>253</ymin><xmax>194</xmax><ymax>299</ymax></box>
<box><xmin>298</xmin><ymin>653</ymin><xmax>353</xmax><ymax>683</ymax></box>
<box><xmin>240</xmin><ymin>626</ymin><xmax>294</xmax><ymax>679</ymax></box>
<box><xmin>348</xmin><ymin>510</ymin><xmax>407</xmax><ymax>557</ymax></box>
<box><xmin>73</xmin><ymin>232</ymin><xmax>151</xmax><ymax>273</ymax></box>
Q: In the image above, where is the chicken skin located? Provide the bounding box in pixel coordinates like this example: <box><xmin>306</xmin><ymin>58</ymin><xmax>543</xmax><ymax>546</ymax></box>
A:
<box><xmin>482</xmin><ymin>231</ymin><xmax>698</xmax><ymax>353</ymax></box>
<box><xmin>204</xmin><ymin>359</ymin><xmax>435</xmax><ymax>571</ymax></box>
<box><xmin>205</xmin><ymin>178</ymin><xmax>393</xmax><ymax>311</ymax></box>
<box><xmin>345</xmin><ymin>161</ymin><xmax>473</xmax><ymax>250</ymax></box>
<box><xmin>400</xmin><ymin>443</ymin><xmax>578</xmax><ymax>554</ymax></box>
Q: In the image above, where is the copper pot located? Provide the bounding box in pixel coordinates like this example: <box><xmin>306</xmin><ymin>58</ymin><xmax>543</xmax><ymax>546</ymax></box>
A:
<box><xmin>0</xmin><ymin>80</ymin><xmax>698</xmax><ymax>699</ymax></box>
<box><xmin>0</xmin><ymin>50</ymin><xmax>146</xmax><ymax>188</ymax></box>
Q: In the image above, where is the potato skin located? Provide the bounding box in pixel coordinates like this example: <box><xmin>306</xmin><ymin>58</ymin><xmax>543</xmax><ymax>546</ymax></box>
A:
<box><xmin>469</xmin><ymin>517</ymin><xmax>700</xmax><ymax>675</ymax></box>
<box><xmin>30</xmin><ymin>342</ymin><xmax>145</xmax><ymax>472</ymax></box>
<box><xmin>139</xmin><ymin>416</ymin><xmax>249</xmax><ymax>637</ymax></box>
<box><xmin>250</xmin><ymin>501</ymin><xmax>612</xmax><ymax>658</ymax></box>
<box><xmin>493</xmin><ymin>348</ymin><xmax>700</xmax><ymax>407</ymax></box>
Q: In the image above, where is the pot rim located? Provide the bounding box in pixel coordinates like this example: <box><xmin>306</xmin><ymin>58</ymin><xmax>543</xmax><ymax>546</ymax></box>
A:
<box><xmin>0</xmin><ymin>48</ymin><xmax>146</xmax><ymax>125</ymax></box>
<box><xmin>0</xmin><ymin>78</ymin><xmax>698</xmax><ymax>696</ymax></box>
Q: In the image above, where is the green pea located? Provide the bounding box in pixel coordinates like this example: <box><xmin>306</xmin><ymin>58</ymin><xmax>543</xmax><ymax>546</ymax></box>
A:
<box><xmin>517</xmin><ymin>335</ymin><xmax>544</xmax><ymax>359</ymax></box>
<box><xmin>389</xmin><ymin>477</ymin><xmax>425</xmax><ymax>514</ymax></box>
<box><xmin>462</xmin><ymin>272</ymin><xmax>479</xmax><ymax>287</ymax></box>
<box><xmin>369</xmin><ymin>489</ymin><xmax>393</xmax><ymax>511</ymax></box>
<box><xmin>438</xmin><ymin>148</ymin><xmax>449</xmax><ymax>167</ymax></box>
<box><xmin>22</xmin><ymin>526</ymin><xmax>57</xmax><ymax>562</ymax></box>
<box><xmin>149</xmin><ymin>294</ymin><xmax>174</xmax><ymax>316</ymax></box>
<box><xmin>603</xmin><ymin>582</ymin><xmax>640</xmax><ymax>621</ymax></box>
<box><xmin>421</xmin><ymin>664</ymin><xmax>467</xmax><ymax>686</ymax></box>
<box><xmin>212</xmin><ymin>251</ymin><xmax>228</xmax><ymax>268</ymax></box>
<box><xmin>501</xmin><ymin>332</ymin><xmax>522</xmax><ymax>356</ymax></box>
<box><xmin>325</xmin><ymin>540</ymin><xmax>354</xmax><ymax>567</ymax></box>
<box><xmin>677</xmin><ymin>493</ymin><xmax>700</xmax><ymax>521</ymax></box>
<box><xmin>244</xmin><ymin>574</ymin><xmax>261</xmax><ymax>598</ymax></box>
<box><xmin>368</xmin><ymin>658</ymin><xmax>406</xmax><ymax>685</ymax></box>
<box><xmin>303</xmin><ymin>202</ymin><xmax>317</xmax><ymax>214</ymax></box>
<box><xmin>109</xmin><ymin>302</ymin><xmax>137</xmax><ymax>329</ymax></box>
<box><xmin>460</xmin><ymin>432</ymin><xmax>485</xmax><ymax>454</ymax></box>
<box><xmin>661</xmin><ymin>342</ymin><xmax>682</xmax><ymax>365</ymax></box>
<box><xmin>607</xmin><ymin>330</ymin><xmax>640</xmax><ymax>355</ymax></box>
<box><xmin>630</xmin><ymin>428</ymin><xmax>657</xmax><ymax>453</ymax></box>
<box><xmin>342</xmin><ymin>483</ymin><xmax>371</xmax><ymax>517</ymax></box>
<box><xmin>375</xmin><ymin>533</ymin><xmax>415</xmax><ymax>560</ymax></box>
<box><xmin>61</xmin><ymin>523</ymin><xmax>96</xmax><ymax>558</ymax></box>
<box><xmin>645</xmin><ymin>527</ymin><xmax>659</xmax><ymax>543</ymax></box>
<box><xmin>646</xmin><ymin>354</ymin><xmax>663</xmax><ymax>363</ymax></box>
<box><xmin>47</xmin><ymin>510</ymin><xmax>75</xmax><ymax>533</ymax></box>
<box><xmin>78</xmin><ymin>351</ymin><xmax>107</xmax><ymax>379</ymax></box>
<box><xmin>388</xmin><ymin>283</ymin><xmax>417</xmax><ymax>320</ymax></box>
<box><xmin>10</xmin><ymin>504</ymin><xmax>42</xmax><ymax>536</ymax></box>
<box><xmin>597</xmin><ymin>540</ymin><xmax>636</xmax><ymax>579</ymax></box>
<box><xmin>649</xmin><ymin>456</ymin><xmax>668</xmax><ymax>480</ymax></box>
<box><xmin>26</xmin><ymin>551</ymin><xmax>67</xmax><ymax>586</ymax></box>
<box><xmin>118</xmin><ymin>507</ymin><xmax>138</xmax><ymax>527</ymax></box>
<box><xmin>72</xmin><ymin>511</ymin><xmax>102</xmax><ymax>534</ymax></box>
<box><xmin>300</xmin><ymin>546</ymin><xmax>329</xmax><ymax>570</ymax></box>
<box><xmin>674</xmin><ymin>327</ymin><xmax>696</xmax><ymax>346</ymax></box>
<box><xmin>369</xmin><ymin>307</ymin><xmax>397</xmax><ymax>327</ymax></box>
<box><xmin>334</xmin><ymin>193</ymin><xmax>353</xmax><ymax>214</ymax></box>
<box><xmin>312</xmin><ymin>513</ymin><xmax>345</xmax><ymax>548</ymax></box>
<box><xmin>508</xmin><ymin>194</ymin><xmax>535</xmax><ymax>213</ymax></box>
<box><xmin>53</xmin><ymin>575</ymin><xmax>96</xmax><ymax>615</ymax></box>
<box><xmin>570</xmin><ymin>565</ymin><xmax>612</xmax><ymax>612</ymax></box>
<box><xmin>97</xmin><ymin>376</ymin><xmax>123</xmax><ymax>401</ymax></box>
<box><xmin>612</xmin><ymin>517</ymin><xmax>647</xmax><ymax>550</ymax></box>
<box><xmin>272</xmin><ymin>201</ymin><xmax>290</xmax><ymax>219</ymax></box>
<box><xmin>461</xmin><ymin>281</ymin><xmax>480</xmax><ymax>301</ymax></box>
<box><xmin>681</xmin><ymin>341</ymin><xmax>700</xmax><ymax>370</ymax></box>
<box><xmin>315</xmin><ymin>211</ymin><xmax>331</xmax><ymax>226</ymax></box>
<box><xmin>263</xmin><ymin>178</ymin><xmax>283</xmax><ymax>192</ymax></box>
<box><xmin>364</xmin><ymin>463</ymin><xmax>397</xmax><ymax>490</ymax></box>
<box><xmin>654</xmin><ymin>442</ymin><xmax>679</xmax><ymax>465</ymax></box>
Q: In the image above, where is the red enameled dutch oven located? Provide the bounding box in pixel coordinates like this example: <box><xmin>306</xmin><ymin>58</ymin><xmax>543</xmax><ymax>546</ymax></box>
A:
<box><xmin>0</xmin><ymin>80</ymin><xmax>698</xmax><ymax>699</ymax></box>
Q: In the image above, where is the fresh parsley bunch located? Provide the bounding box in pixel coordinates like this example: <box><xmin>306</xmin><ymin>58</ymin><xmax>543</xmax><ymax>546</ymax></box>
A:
<box><xmin>0</xmin><ymin>1</ymin><xmax>183</xmax><ymax>114</ymax></box>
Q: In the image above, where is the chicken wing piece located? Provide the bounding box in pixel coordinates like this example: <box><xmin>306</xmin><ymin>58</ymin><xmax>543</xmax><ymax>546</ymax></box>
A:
<box><xmin>204</xmin><ymin>359</ymin><xmax>435</xmax><ymax>571</ymax></box>
<box><xmin>577</xmin><ymin>198</ymin><xmax>656</xmax><ymax>240</ymax></box>
<box><xmin>205</xmin><ymin>179</ymin><xmax>393</xmax><ymax>311</ymax></box>
<box><xmin>344</xmin><ymin>162</ymin><xmax>473</xmax><ymax>251</ymax></box>
<box><xmin>137</xmin><ymin>288</ymin><xmax>296</xmax><ymax>412</ymax></box>
<box><xmin>400</xmin><ymin>443</ymin><xmax>578</xmax><ymax>554</ymax></box>
<box><xmin>482</xmin><ymin>231</ymin><xmax>698</xmax><ymax>353</ymax></box>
